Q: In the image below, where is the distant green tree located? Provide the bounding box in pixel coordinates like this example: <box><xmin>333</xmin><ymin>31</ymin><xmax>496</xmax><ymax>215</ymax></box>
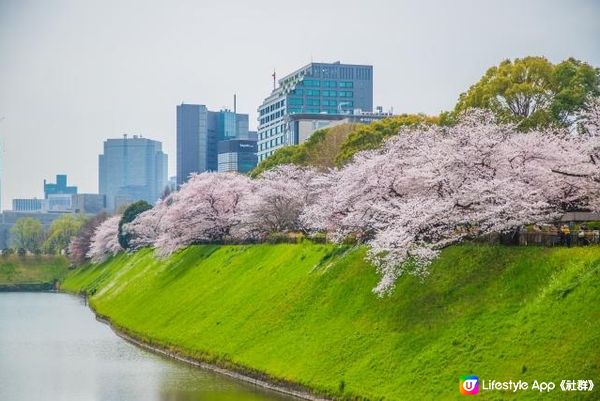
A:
<box><xmin>118</xmin><ymin>201</ymin><xmax>152</xmax><ymax>249</ymax></box>
<box><xmin>43</xmin><ymin>214</ymin><xmax>86</xmax><ymax>254</ymax></box>
<box><xmin>250</xmin><ymin>124</ymin><xmax>360</xmax><ymax>177</ymax></box>
<box><xmin>250</xmin><ymin>144</ymin><xmax>309</xmax><ymax>178</ymax></box>
<box><xmin>451</xmin><ymin>56</ymin><xmax>600</xmax><ymax>130</ymax></box>
<box><xmin>10</xmin><ymin>217</ymin><xmax>44</xmax><ymax>253</ymax></box>
<box><xmin>335</xmin><ymin>114</ymin><xmax>439</xmax><ymax>165</ymax></box>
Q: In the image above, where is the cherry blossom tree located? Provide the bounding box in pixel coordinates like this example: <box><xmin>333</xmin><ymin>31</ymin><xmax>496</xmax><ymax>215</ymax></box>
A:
<box><xmin>92</xmin><ymin>102</ymin><xmax>600</xmax><ymax>296</ymax></box>
<box><xmin>87</xmin><ymin>215</ymin><xmax>123</xmax><ymax>263</ymax></box>
<box><xmin>154</xmin><ymin>172</ymin><xmax>254</xmax><ymax>256</ymax></box>
<box><xmin>238</xmin><ymin>165</ymin><xmax>330</xmax><ymax>239</ymax></box>
<box><xmin>307</xmin><ymin>108</ymin><xmax>600</xmax><ymax>295</ymax></box>
<box><xmin>122</xmin><ymin>200</ymin><xmax>168</xmax><ymax>251</ymax></box>
<box><xmin>68</xmin><ymin>213</ymin><xmax>108</xmax><ymax>265</ymax></box>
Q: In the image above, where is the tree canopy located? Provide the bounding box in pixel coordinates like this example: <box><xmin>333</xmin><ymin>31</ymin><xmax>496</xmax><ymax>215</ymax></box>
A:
<box><xmin>10</xmin><ymin>217</ymin><xmax>44</xmax><ymax>253</ymax></box>
<box><xmin>118</xmin><ymin>200</ymin><xmax>153</xmax><ymax>249</ymax></box>
<box><xmin>250</xmin><ymin>123</ymin><xmax>358</xmax><ymax>177</ymax></box>
<box><xmin>448</xmin><ymin>56</ymin><xmax>600</xmax><ymax>130</ymax></box>
<box><xmin>335</xmin><ymin>114</ymin><xmax>439</xmax><ymax>165</ymax></box>
<box><xmin>84</xmin><ymin>103</ymin><xmax>600</xmax><ymax>295</ymax></box>
<box><xmin>43</xmin><ymin>214</ymin><xmax>86</xmax><ymax>254</ymax></box>
<box><xmin>68</xmin><ymin>213</ymin><xmax>108</xmax><ymax>265</ymax></box>
<box><xmin>251</xmin><ymin>116</ymin><xmax>440</xmax><ymax>176</ymax></box>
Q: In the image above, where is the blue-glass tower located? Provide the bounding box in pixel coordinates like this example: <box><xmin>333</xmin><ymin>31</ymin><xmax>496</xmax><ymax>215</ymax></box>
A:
<box><xmin>176</xmin><ymin>104</ymin><xmax>251</xmax><ymax>185</ymax></box>
<box><xmin>257</xmin><ymin>61</ymin><xmax>373</xmax><ymax>161</ymax></box>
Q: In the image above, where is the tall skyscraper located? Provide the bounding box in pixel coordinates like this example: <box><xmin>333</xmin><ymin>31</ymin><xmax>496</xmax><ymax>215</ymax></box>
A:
<box><xmin>257</xmin><ymin>61</ymin><xmax>373</xmax><ymax>161</ymax></box>
<box><xmin>99</xmin><ymin>135</ymin><xmax>168</xmax><ymax>211</ymax></box>
<box><xmin>176</xmin><ymin>104</ymin><xmax>251</xmax><ymax>185</ymax></box>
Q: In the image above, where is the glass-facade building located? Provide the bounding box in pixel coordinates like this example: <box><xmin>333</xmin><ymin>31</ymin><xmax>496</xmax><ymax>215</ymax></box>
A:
<box><xmin>257</xmin><ymin>61</ymin><xmax>373</xmax><ymax>162</ymax></box>
<box><xmin>177</xmin><ymin>104</ymin><xmax>253</xmax><ymax>185</ymax></box>
<box><xmin>99</xmin><ymin>135</ymin><xmax>168</xmax><ymax>211</ymax></box>
<box><xmin>217</xmin><ymin>140</ymin><xmax>258</xmax><ymax>174</ymax></box>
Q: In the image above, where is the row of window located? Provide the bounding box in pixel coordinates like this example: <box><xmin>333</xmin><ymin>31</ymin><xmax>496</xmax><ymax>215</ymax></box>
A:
<box><xmin>259</xmin><ymin>99</ymin><xmax>285</xmax><ymax>116</ymax></box>
<box><xmin>259</xmin><ymin>124</ymin><xmax>283</xmax><ymax>140</ymax></box>
<box><xmin>289</xmin><ymin>90</ymin><xmax>354</xmax><ymax>98</ymax></box>
<box><xmin>288</xmin><ymin>107</ymin><xmax>339</xmax><ymax>114</ymax></box>
<box><xmin>259</xmin><ymin>109</ymin><xmax>284</xmax><ymax>125</ymax></box>
<box><xmin>287</xmin><ymin>99</ymin><xmax>354</xmax><ymax>107</ymax></box>
<box><xmin>299</xmin><ymin>80</ymin><xmax>354</xmax><ymax>88</ymax></box>
<box><xmin>259</xmin><ymin>136</ymin><xmax>284</xmax><ymax>151</ymax></box>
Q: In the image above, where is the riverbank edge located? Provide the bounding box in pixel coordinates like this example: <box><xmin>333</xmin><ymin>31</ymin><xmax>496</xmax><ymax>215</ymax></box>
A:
<box><xmin>0</xmin><ymin>281</ymin><xmax>58</xmax><ymax>292</ymax></box>
<box><xmin>79</xmin><ymin>296</ymin><xmax>331</xmax><ymax>401</ymax></box>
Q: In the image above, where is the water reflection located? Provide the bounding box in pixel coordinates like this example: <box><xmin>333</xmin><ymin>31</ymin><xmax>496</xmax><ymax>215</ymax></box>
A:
<box><xmin>0</xmin><ymin>292</ymin><xmax>295</xmax><ymax>401</ymax></box>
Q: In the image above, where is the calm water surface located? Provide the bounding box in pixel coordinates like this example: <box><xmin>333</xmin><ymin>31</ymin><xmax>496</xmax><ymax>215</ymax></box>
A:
<box><xmin>0</xmin><ymin>292</ymin><xmax>297</xmax><ymax>401</ymax></box>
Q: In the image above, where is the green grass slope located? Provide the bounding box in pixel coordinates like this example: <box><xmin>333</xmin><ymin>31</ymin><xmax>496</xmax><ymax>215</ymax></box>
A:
<box><xmin>0</xmin><ymin>255</ymin><xmax>69</xmax><ymax>286</ymax></box>
<box><xmin>62</xmin><ymin>244</ymin><xmax>600</xmax><ymax>400</ymax></box>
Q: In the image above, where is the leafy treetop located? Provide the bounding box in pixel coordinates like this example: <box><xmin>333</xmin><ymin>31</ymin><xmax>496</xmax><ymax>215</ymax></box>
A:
<box><xmin>118</xmin><ymin>200</ymin><xmax>152</xmax><ymax>249</ymax></box>
<box><xmin>447</xmin><ymin>56</ymin><xmax>600</xmax><ymax>130</ymax></box>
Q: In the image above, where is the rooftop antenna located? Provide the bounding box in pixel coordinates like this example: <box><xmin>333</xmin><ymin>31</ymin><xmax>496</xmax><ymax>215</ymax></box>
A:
<box><xmin>272</xmin><ymin>69</ymin><xmax>276</xmax><ymax>90</ymax></box>
<box><xmin>233</xmin><ymin>94</ymin><xmax>238</xmax><ymax>139</ymax></box>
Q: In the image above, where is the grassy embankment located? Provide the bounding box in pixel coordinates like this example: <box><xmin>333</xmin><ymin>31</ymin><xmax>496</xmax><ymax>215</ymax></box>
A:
<box><xmin>0</xmin><ymin>255</ymin><xmax>69</xmax><ymax>290</ymax></box>
<box><xmin>62</xmin><ymin>243</ymin><xmax>600</xmax><ymax>401</ymax></box>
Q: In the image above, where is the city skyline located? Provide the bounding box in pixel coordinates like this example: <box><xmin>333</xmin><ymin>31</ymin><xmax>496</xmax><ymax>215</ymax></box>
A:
<box><xmin>1</xmin><ymin>0</ymin><xmax>599</xmax><ymax>208</ymax></box>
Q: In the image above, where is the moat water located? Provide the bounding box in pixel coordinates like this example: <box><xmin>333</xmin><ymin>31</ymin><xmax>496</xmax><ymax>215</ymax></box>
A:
<box><xmin>0</xmin><ymin>292</ymin><xmax>296</xmax><ymax>401</ymax></box>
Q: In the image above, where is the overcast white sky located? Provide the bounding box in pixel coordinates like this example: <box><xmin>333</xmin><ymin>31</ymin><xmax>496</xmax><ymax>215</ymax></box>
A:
<box><xmin>0</xmin><ymin>0</ymin><xmax>599</xmax><ymax>209</ymax></box>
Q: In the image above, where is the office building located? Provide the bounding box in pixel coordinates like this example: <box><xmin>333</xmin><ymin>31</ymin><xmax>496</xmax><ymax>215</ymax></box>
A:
<box><xmin>42</xmin><ymin>194</ymin><xmax>73</xmax><ymax>212</ymax></box>
<box><xmin>12</xmin><ymin>198</ymin><xmax>42</xmax><ymax>212</ymax></box>
<box><xmin>218</xmin><ymin>139</ymin><xmax>258</xmax><ymax>174</ymax></box>
<box><xmin>44</xmin><ymin>174</ymin><xmax>77</xmax><ymax>199</ymax></box>
<box><xmin>257</xmin><ymin>61</ymin><xmax>373</xmax><ymax>161</ymax></box>
<box><xmin>99</xmin><ymin>135</ymin><xmax>168</xmax><ymax>211</ymax></box>
<box><xmin>72</xmin><ymin>194</ymin><xmax>106</xmax><ymax>214</ymax></box>
<box><xmin>177</xmin><ymin>104</ymin><xmax>252</xmax><ymax>184</ymax></box>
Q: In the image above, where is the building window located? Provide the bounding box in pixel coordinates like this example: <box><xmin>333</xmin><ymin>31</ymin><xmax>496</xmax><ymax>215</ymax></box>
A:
<box><xmin>339</xmin><ymin>91</ymin><xmax>353</xmax><ymax>97</ymax></box>
<box><xmin>288</xmin><ymin>97</ymin><xmax>303</xmax><ymax>105</ymax></box>
<box><xmin>302</xmin><ymin>79</ymin><xmax>320</xmax><ymax>87</ymax></box>
<box><xmin>306</xmin><ymin>98</ymin><xmax>320</xmax><ymax>106</ymax></box>
<box><xmin>339</xmin><ymin>81</ymin><xmax>353</xmax><ymax>88</ymax></box>
<box><xmin>322</xmin><ymin>80</ymin><xmax>336</xmax><ymax>87</ymax></box>
<box><xmin>306</xmin><ymin>89</ymin><xmax>320</xmax><ymax>96</ymax></box>
<box><xmin>322</xmin><ymin>90</ymin><xmax>336</xmax><ymax>97</ymax></box>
